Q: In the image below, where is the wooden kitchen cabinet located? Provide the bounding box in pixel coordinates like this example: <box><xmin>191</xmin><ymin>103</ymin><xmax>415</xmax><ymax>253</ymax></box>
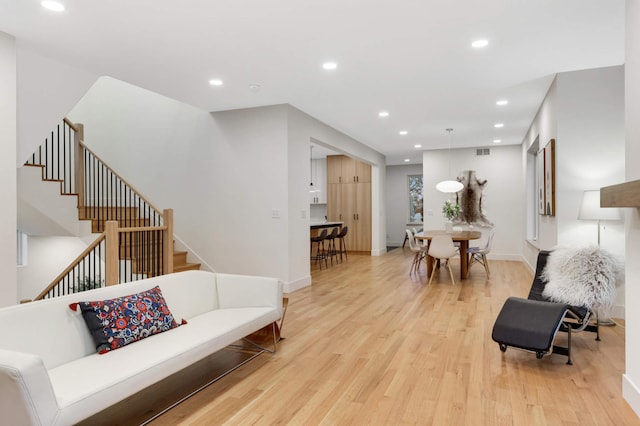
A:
<box><xmin>327</xmin><ymin>155</ymin><xmax>370</xmax><ymax>184</ymax></box>
<box><xmin>326</xmin><ymin>155</ymin><xmax>371</xmax><ymax>252</ymax></box>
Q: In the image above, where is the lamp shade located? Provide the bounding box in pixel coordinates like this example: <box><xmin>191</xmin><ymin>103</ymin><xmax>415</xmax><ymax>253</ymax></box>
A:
<box><xmin>436</xmin><ymin>180</ymin><xmax>464</xmax><ymax>193</ymax></box>
<box><xmin>578</xmin><ymin>190</ymin><xmax>622</xmax><ymax>221</ymax></box>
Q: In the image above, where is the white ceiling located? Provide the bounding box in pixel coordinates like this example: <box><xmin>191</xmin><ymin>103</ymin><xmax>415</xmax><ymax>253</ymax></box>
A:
<box><xmin>0</xmin><ymin>0</ymin><xmax>625</xmax><ymax>165</ymax></box>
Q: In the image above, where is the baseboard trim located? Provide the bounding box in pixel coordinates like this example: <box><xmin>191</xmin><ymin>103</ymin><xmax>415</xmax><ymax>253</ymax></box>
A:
<box><xmin>284</xmin><ymin>275</ymin><xmax>311</xmax><ymax>293</ymax></box>
<box><xmin>623</xmin><ymin>374</ymin><xmax>640</xmax><ymax>418</ymax></box>
<box><xmin>612</xmin><ymin>304</ymin><xmax>625</xmax><ymax>320</ymax></box>
<box><xmin>371</xmin><ymin>247</ymin><xmax>386</xmax><ymax>256</ymax></box>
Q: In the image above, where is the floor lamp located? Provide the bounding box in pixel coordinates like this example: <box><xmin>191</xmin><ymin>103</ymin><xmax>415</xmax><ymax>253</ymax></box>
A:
<box><xmin>577</xmin><ymin>189</ymin><xmax>622</xmax><ymax>326</ymax></box>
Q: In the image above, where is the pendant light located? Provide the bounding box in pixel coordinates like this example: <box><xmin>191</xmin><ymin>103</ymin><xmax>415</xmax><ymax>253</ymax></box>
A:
<box><xmin>310</xmin><ymin>146</ymin><xmax>318</xmax><ymax>193</ymax></box>
<box><xmin>436</xmin><ymin>128</ymin><xmax>464</xmax><ymax>193</ymax></box>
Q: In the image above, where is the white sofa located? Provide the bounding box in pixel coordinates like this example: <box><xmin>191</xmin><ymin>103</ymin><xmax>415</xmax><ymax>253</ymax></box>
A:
<box><xmin>0</xmin><ymin>270</ymin><xmax>283</xmax><ymax>426</ymax></box>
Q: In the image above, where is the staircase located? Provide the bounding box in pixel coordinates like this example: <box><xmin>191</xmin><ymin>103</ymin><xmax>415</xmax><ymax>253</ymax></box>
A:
<box><xmin>23</xmin><ymin>118</ymin><xmax>200</xmax><ymax>300</ymax></box>
<box><xmin>78</xmin><ymin>206</ymin><xmax>201</xmax><ymax>276</ymax></box>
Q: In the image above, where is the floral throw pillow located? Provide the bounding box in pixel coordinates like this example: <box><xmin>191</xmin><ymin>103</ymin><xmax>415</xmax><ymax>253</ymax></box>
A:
<box><xmin>70</xmin><ymin>286</ymin><xmax>185</xmax><ymax>354</ymax></box>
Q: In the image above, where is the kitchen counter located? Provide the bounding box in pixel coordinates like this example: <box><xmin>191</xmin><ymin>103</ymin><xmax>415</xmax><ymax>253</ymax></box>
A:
<box><xmin>310</xmin><ymin>221</ymin><xmax>343</xmax><ymax>229</ymax></box>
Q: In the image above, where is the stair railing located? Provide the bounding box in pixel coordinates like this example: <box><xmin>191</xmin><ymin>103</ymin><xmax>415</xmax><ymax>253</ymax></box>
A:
<box><xmin>25</xmin><ymin>119</ymin><xmax>163</xmax><ymax>231</ymax></box>
<box><xmin>24</xmin><ymin>118</ymin><xmax>176</xmax><ymax>300</ymax></box>
<box><xmin>34</xmin><ymin>210</ymin><xmax>174</xmax><ymax>301</ymax></box>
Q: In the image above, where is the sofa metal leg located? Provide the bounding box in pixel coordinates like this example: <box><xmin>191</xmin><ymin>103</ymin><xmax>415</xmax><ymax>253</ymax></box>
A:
<box><xmin>139</xmin><ymin>349</ymin><xmax>265</xmax><ymax>426</ymax></box>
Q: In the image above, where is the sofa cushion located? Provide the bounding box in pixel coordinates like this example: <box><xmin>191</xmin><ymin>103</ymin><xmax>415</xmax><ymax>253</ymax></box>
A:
<box><xmin>70</xmin><ymin>286</ymin><xmax>182</xmax><ymax>354</ymax></box>
<box><xmin>48</xmin><ymin>306</ymin><xmax>279</xmax><ymax>423</ymax></box>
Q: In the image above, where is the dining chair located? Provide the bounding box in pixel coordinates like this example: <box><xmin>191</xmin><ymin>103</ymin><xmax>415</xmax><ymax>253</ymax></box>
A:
<box><xmin>402</xmin><ymin>226</ymin><xmax>423</xmax><ymax>248</ymax></box>
<box><xmin>466</xmin><ymin>228</ymin><xmax>495</xmax><ymax>278</ymax></box>
<box><xmin>427</xmin><ymin>234</ymin><xmax>459</xmax><ymax>286</ymax></box>
<box><xmin>406</xmin><ymin>229</ymin><xmax>427</xmax><ymax>275</ymax></box>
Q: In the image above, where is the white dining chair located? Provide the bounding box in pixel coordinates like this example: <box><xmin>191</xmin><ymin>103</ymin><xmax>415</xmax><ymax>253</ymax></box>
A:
<box><xmin>466</xmin><ymin>228</ymin><xmax>495</xmax><ymax>278</ymax></box>
<box><xmin>428</xmin><ymin>234</ymin><xmax>459</xmax><ymax>286</ymax></box>
<box><xmin>406</xmin><ymin>229</ymin><xmax>427</xmax><ymax>274</ymax></box>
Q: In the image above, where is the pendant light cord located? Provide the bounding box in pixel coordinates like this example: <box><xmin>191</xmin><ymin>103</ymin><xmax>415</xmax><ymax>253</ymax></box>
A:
<box><xmin>446</xmin><ymin>128</ymin><xmax>453</xmax><ymax>177</ymax></box>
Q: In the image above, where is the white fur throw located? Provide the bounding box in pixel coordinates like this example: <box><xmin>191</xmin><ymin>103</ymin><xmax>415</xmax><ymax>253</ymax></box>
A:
<box><xmin>541</xmin><ymin>246</ymin><xmax>621</xmax><ymax>317</ymax></box>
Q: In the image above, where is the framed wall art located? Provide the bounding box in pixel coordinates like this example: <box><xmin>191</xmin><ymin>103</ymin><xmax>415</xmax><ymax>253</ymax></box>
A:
<box><xmin>537</xmin><ymin>142</ymin><xmax>545</xmax><ymax>215</ymax></box>
<box><xmin>543</xmin><ymin>138</ymin><xmax>556</xmax><ymax>216</ymax></box>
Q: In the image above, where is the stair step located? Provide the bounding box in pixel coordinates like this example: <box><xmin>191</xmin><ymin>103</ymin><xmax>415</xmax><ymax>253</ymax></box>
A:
<box><xmin>173</xmin><ymin>262</ymin><xmax>201</xmax><ymax>273</ymax></box>
<box><xmin>173</xmin><ymin>250</ymin><xmax>188</xmax><ymax>266</ymax></box>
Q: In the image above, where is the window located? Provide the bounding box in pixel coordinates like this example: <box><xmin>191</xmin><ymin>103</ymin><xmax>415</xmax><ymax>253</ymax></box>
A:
<box><xmin>408</xmin><ymin>175</ymin><xmax>423</xmax><ymax>223</ymax></box>
<box><xmin>17</xmin><ymin>230</ymin><xmax>27</xmax><ymax>266</ymax></box>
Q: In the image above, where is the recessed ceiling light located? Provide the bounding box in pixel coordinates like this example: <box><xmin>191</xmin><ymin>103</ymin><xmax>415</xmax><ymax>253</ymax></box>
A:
<box><xmin>378</xmin><ymin>111</ymin><xmax>389</xmax><ymax>118</ymax></box>
<box><xmin>472</xmin><ymin>39</ymin><xmax>489</xmax><ymax>48</ymax></box>
<box><xmin>42</xmin><ymin>1</ymin><xmax>64</xmax><ymax>11</ymax></box>
<box><xmin>209</xmin><ymin>79</ymin><xmax>223</xmax><ymax>86</ymax></box>
<box><xmin>322</xmin><ymin>62</ymin><xmax>337</xmax><ymax>70</ymax></box>
<box><xmin>493</xmin><ymin>139</ymin><xmax>502</xmax><ymax>144</ymax></box>
<box><xmin>494</xmin><ymin>123</ymin><xmax>504</xmax><ymax>128</ymax></box>
<box><xmin>414</xmin><ymin>144</ymin><xmax>422</xmax><ymax>148</ymax></box>
<box><xmin>496</xmin><ymin>99</ymin><xmax>508</xmax><ymax>106</ymax></box>
<box><xmin>404</xmin><ymin>159</ymin><xmax>411</xmax><ymax>162</ymax></box>
<box><xmin>399</xmin><ymin>130</ymin><xmax>408</xmax><ymax>135</ymax></box>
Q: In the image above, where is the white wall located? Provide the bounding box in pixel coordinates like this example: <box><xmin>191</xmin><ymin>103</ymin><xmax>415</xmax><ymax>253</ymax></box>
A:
<box><xmin>16</xmin><ymin>46</ymin><xmax>97</xmax><ymax>166</ymax></box>
<box><xmin>521</xmin><ymin>78</ymin><xmax>558</xmax><ymax>269</ymax></box>
<box><xmin>68</xmin><ymin>77</ymin><xmax>386</xmax><ymax>294</ymax></box>
<box><xmin>520</xmin><ymin>67</ymin><xmax>625</xmax><ymax>270</ymax></box>
<box><xmin>555</xmin><ymin>66</ymin><xmax>625</xmax><ymax>257</ymax></box>
<box><xmin>386</xmin><ymin>164</ymin><xmax>423</xmax><ymax>246</ymax></box>
<box><xmin>17</xmin><ymin>236</ymin><xmax>89</xmax><ymax>301</ymax></box>
<box><xmin>556</xmin><ymin>66</ymin><xmax>626</xmax><ymax>316</ymax></box>
<box><xmin>0</xmin><ymin>32</ymin><xmax>17</xmax><ymax>307</ymax></box>
<box><xmin>423</xmin><ymin>144</ymin><xmax>523</xmax><ymax>260</ymax></box>
<box><xmin>623</xmin><ymin>0</ymin><xmax>640</xmax><ymax>416</ymax></box>
<box><xmin>210</xmin><ymin>105</ymin><xmax>290</xmax><ymax>281</ymax></box>
<box><xmin>68</xmin><ymin>77</ymin><xmax>291</xmax><ymax>280</ymax></box>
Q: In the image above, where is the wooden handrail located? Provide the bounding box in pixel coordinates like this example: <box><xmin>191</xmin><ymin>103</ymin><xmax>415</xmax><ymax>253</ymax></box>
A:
<box><xmin>118</xmin><ymin>225</ymin><xmax>168</xmax><ymax>233</ymax></box>
<box><xmin>79</xmin><ymin>141</ymin><xmax>164</xmax><ymax>216</ymax></box>
<box><xmin>34</xmin><ymin>232</ymin><xmax>107</xmax><ymax>300</ymax></box>
<box><xmin>63</xmin><ymin>117</ymin><xmax>78</xmax><ymax>133</ymax></box>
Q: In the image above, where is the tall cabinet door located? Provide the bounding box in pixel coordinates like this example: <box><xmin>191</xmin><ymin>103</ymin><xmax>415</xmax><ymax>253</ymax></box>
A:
<box><xmin>341</xmin><ymin>156</ymin><xmax>357</xmax><ymax>183</ymax></box>
<box><xmin>356</xmin><ymin>182</ymin><xmax>372</xmax><ymax>250</ymax></box>
<box><xmin>327</xmin><ymin>156</ymin><xmax>342</xmax><ymax>183</ymax></box>
<box><xmin>327</xmin><ymin>183</ymin><xmax>342</xmax><ymax>221</ymax></box>
<box><xmin>356</xmin><ymin>161</ymin><xmax>371</xmax><ymax>183</ymax></box>
<box><xmin>341</xmin><ymin>183</ymin><xmax>357</xmax><ymax>249</ymax></box>
<box><xmin>325</xmin><ymin>155</ymin><xmax>372</xmax><ymax>252</ymax></box>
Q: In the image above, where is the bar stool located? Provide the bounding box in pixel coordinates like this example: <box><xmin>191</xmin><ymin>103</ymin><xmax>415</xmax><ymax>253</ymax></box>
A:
<box><xmin>310</xmin><ymin>229</ymin><xmax>328</xmax><ymax>269</ymax></box>
<box><xmin>336</xmin><ymin>226</ymin><xmax>349</xmax><ymax>261</ymax></box>
<box><xmin>324</xmin><ymin>227</ymin><xmax>340</xmax><ymax>265</ymax></box>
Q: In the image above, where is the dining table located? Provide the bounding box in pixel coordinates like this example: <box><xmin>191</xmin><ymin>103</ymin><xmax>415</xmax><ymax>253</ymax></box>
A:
<box><xmin>415</xmin><ymin>229</ymin><xmax>482</xmax><ymax>280</ymax></box>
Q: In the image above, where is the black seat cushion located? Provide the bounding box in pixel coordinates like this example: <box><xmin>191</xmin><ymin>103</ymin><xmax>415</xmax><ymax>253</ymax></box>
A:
<box><xmin>492</xmin><ymin>297</ymin><xmax>569</xmax><ymax>353</ymax></box>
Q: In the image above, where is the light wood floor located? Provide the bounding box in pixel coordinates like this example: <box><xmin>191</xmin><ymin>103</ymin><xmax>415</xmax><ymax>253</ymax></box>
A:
<box><xmin>145</xmin><ymin>248</ymin><xmax>637</xmax><ymax>425</ymax></box>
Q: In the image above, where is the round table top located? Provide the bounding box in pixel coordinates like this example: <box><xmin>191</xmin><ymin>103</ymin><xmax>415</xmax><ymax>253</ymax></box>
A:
<box><xmin>415</xmin><ymin>229</ymin><xmax>482</xmax><ymax>241</ymax></box>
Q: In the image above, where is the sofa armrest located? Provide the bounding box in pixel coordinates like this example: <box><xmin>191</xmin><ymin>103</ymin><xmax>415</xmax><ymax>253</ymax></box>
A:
<box><xmin>0</xmin><ymin>349</ymin><xmax>59</xmax><ymax>426</ymax></box>
<box><xmin>215</xmin><ymin>274</ymin><xmax>283</xmax><ymax>317</ymax></box>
